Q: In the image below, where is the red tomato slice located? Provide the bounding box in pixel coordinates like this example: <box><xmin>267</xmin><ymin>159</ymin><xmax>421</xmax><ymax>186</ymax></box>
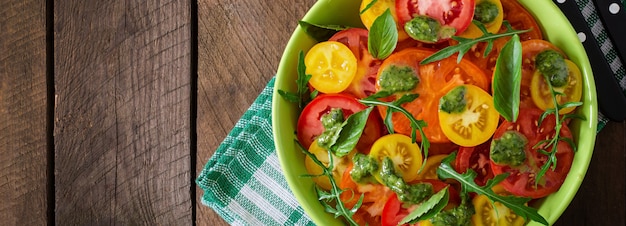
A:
<box><xmin>296</xmin><ymin>93</ymin><xmax>383</xmax><ymax>152</ymax></box>
<box><xmin>500</xmin><ymin>0</ymin><xmax>543</xmax><ymax>41</ymax></box>
<box><xmin>489</xmin><ymin>108</ymin><xmax>574</xmax><ymax>199</ymax></box>
<box><xmin>330</xmin><ymin>28</ymin><xmax>382</xmax><ymax>98</ymax></box>
<box><xmin>376</xmin><ymin>48</ymin><xmax>489</xmax><ymax>143</ymax></box>
<box><xmin>454</xmin><ymin>141</ymin><xmax>494</xmax><ymax>186</ymax></box>
<box><xmin>396</xmin><ymin>0</ymin><xmax>475</xmax><ymax>36</ymax></box>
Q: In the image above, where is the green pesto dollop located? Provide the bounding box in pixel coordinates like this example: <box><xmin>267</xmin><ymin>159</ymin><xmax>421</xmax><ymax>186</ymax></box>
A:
<box><xmin>430</xmin><ymin>194</ymin><xmax>475</xmax><ymax>226</ymax></box>
<box><xmin>350</xmin><ymin>153</ymin><xmax>379</xmax><ymax>183</ymax></box>
<box><xmin>474</xmin><ymin>1</ymin><xmax>499</xmax><ymax>24</ymax></box>
<box><xmin>317</xmin><ymin>108</ymin><xmax>345</xmax><ymax>149</ymax></box>
<box><xmin>378</xmin><ymin>65</ymin><xmax>420</xmax><ymax>93</ymax></box>
<box><xmin>405</xmin><ymin>16</ymin><xmax>456</xmax><ymax>43</ymax></box>
<box><xmin>490</xmin><ymin>130</ymin><xmax>528</xmax><ymax>166</ymax></box>
<box><xmin>380</xmin><ymin>157</ymin><xmax>433</xmax><ymax>204</ymax></box>
<box><xmin>535</xmin><ymin>50</ymin><xmax>569</xmax><ymax>87</ymax></box>
<box><xmin>439</xmin><ymin>86</ymin><xmax>467</xmax><ymax>114</ymax></box>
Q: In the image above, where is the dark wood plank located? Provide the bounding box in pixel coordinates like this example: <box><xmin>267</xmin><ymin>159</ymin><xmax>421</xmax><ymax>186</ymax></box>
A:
<box><xmin>0</xmin><ymin>0</ymin><xmax>49</xmax><ymax>225</ymax></box>
<box><xmin>54</xmin><ymin>0</ymin><xmax>192</xmax><ymax>224</ymax></box>
<box><xmin>195</xmin><ymin>0</ymin><xmax>316</xmax><ymax>225</ymax></box>
<box><xmin>555</xmin><ymin>121</ymin><xmax>626</xmax><ymax>225</ymax></box>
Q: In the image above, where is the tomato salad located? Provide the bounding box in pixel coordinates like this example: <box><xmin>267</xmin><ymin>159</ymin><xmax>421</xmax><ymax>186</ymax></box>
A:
<box><xmin>281</xmin><ymin>0</ymin><xmax>584</xmax><ymax>225</ymax></box>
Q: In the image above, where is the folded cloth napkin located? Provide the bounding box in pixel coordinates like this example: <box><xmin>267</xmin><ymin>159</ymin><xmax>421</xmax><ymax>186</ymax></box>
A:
<box><xmin>197</xmin><ymin>2</ymin><xmax>625</xmax><ymax>225</ymax></box>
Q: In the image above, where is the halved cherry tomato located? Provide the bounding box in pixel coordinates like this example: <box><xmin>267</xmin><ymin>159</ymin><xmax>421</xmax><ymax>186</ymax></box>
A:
<box><xmin>519</xmin><ymin>40</ymin><xmax>565</xmax><ymax>109</ymax></box>
<box><xmin>459</xmin><ymin>0</ymin><xmax>504</xmax><ymax>39</ymax></box>
<box><xmin>396</xmin><ymin>0</ymin><xmax>476</xmax><ymax>39</ymax></box>
<box><xmin>438</xmin><ymin>84</ymin><xmax>500</xmax><ymax>147</ymax></box>
<box><xmin>304</xmin><ymin>41</ymin><xmax>358</xmax><ymax>94</ymax></box>
<box><xmin>340</xmin><ymin>164</ymin><xmax>393</xmax><ymax>224</ymax></box>
<box><xmin>531</xmin><ymin>59</ymin><xmax>583</xmax><ymax>114</ymax></box>
<box><xmin>416</xmin><ymin>154</ymin><xmax>449</xmax><ymax>180</ymax></box>
<box><xmin>454</xmin><ymin>141</ymin><xmax>494</xmax><ymax>186</ymax></box>
<box><xmin>490</xmin><ymin>108</ymin><xmax>574</xmax><ymax>199</ymax></box>
<box><xmin>471</xmin><ymin>194</ymin><xmax>525</xmax><ymax>226</ymax></box>
<box><xmin>296</xmin><ymin>94</ymin><xmax>382</xmax><ymax>152</ymax></box>
<box><xmin>369</xmin><ymin>134</ymin><xmax>423</xmax><ymax>183</ymax></box>
<box><xmin>499</xmin><ymin>0</ymin><xmax>543</xmax><ymax>41</ymax></box>
<box><xmin>376</xmin><ymin>48</ymin><xmax>489</xmax><ymax>143</ymax></box>
<box><xmin>304</xmin><ymin>140</ymin><xmax>353</xmax><ymax>191</ymax></box>
<box><xmin>361</xmin><ymin>0</ymin><xmax>410</xmax><ymax>41</ymax></box>
<box><xmin>329</xmin><ymin>28</ymin><xmax>382</xmax><ymax>98</ymax></box>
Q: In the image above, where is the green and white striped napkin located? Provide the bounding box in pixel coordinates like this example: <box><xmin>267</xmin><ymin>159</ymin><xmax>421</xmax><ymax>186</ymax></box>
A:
<box><xmin>196</xmin><ymin>1</ymin><xmax>625</xmax><ymax>225</ymax></box>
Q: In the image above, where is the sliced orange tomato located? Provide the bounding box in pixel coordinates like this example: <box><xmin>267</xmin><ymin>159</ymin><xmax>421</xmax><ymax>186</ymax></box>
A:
<box><xmin>360</xmin><ymin>0</ymin><xmax>409</xmax><ymax>41</ymax></box>
<box><xmin>459</xmin><ymin>0</ymin><xmax>504</xmax><ymax>39</ymax></box>
<box><xmin>304</xmin><ymin>140</ymin><xmax>353</xmax><ymax>191</ymax></box>
<box><xmin>376</xmin><ymin>48</ymin><xmax>489</xmax><ymax>143</ymax></box>
<box><xmin>340</xmin><ymin>164</ymin><xmax>393</xmax><ymax>224</ymax></box>
<box><xmin>415</xmin><ymin>154</ymin><xmax>449</xmax><ymax>180</ymax></box>
<box><xmin>369</xmin><ymin>134</ymin><xmax>423</xmax><ymax>183</ymax></box>
<box><xmin>471</xmin><ymin>194</ymin><xmax>526</xmax><ymax>226</ymax></box>
<box><xmin>305</xmin><ymin>41</ymin><xmax>358</xmax><ymax>94</ymax></box>
<box><xmin>438</xmin><ymin>84</ymin><xmax>500</xmax><ymax>147</ymax></box>
<box><xmin>531</xmin><ymin>59</ymin><xmax>583</xmax><ymax>114</ymax></box>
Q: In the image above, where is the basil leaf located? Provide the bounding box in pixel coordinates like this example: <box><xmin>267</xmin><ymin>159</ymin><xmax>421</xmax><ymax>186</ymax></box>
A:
<box><xmin>331</xmin><ymin>107</ymin><xmax>374</xmax><ymax>157</ymax></box>
<box><xmin>493</xmin><ymin>34</ymin><xmax>522</xmax><ymax>122</ymax></box>
<box><xmin>400</xmin><ymin>187</ymin><xmax>450</xmax><ymax>224</ymax></box>
<box><xmin>298</xmin><ymin>21</ymin><xmax>349</xmax><ymax>42</ymax></box>
<box><xmin>368</xmin><ymin>9</ymin><xmax>397</xmax><ymax>59</ymax></box>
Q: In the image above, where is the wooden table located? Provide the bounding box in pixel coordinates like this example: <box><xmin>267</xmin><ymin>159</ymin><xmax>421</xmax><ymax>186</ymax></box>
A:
<box><xmin>1</xmin><ymin>0</ymin><xmax>624</xmax><ymax>225</ymax></box>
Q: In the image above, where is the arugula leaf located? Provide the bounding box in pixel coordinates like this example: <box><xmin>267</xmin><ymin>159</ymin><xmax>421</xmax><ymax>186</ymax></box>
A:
<box><xmin>421</xmin><ymin>21</ymin><xmax>529</xmax><ymax>65</ymax></box>
<box><xmin>298</xmin><ymin>20</ymin><xmax>349</xmax><ymax>42</ymax></box>
<box><xmin>400</xmin><ymin>187</ymin><xmax>450</xmax><ymax>224</ymax></box>
<box><xmin>492</xmin><ymin>34</ymin><xmax>522</xmax><ymax>122</ymax></box>
<box><xmin>330</xmin><ymin>107</ymin><xmax>374</xmax><ymax>157</ymax></box>
<box><xmin>278</xmin><ymin>51</ymin><xmax>313</xmax><ymax>110</ymax></box>
<box><xmin>437</xmin><ymin>153</ymin><xmax>549</xmax><ymax>225</ymax></box>
<box><xmin>368</xmin><ymin>9</ymin><xmax>398</xmax><ymax>59</ymax></box>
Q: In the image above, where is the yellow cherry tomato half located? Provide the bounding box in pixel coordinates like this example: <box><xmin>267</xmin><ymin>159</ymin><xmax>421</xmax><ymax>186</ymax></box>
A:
<box><xmin>530</xmin><ymin>59</ymin><xmax>583</xmax><ymax>114</ymax></box>
<box><xmin>305</xmin><ymin>41</ymin><xmax>358</xmax><ymax>94</ymax></box>
<box><xmin>459</xmin><ymin>0</ymin><xmax>504</xmax><ymax>39</ymax></box>
<box><xmin>415</xmin><ymin>154</ymin><xmax>449</xmax><ymax>180</ymax></box>
<box><xmin>360</xmin><ymin>0</ymin><xmax>409</xmax><ymax>41</ymax></box>
<box><xmin>369</xmin><ymin>134</ymin><xmax>423</xmax><ymax>183</ymax></box>
<box><xmin>304</xmin><ymin>140</ymin><xmax>353</xmax><ymax>191</ymax></box>
<box><xmin>471</xmin><ymin>194</ymin><xmax>526</xmax><ymax>226</ymax></box>
<box><xmin>438</xmin><ymin>85</ymin><xmax>500</xmax><ymax>147</ymax></box>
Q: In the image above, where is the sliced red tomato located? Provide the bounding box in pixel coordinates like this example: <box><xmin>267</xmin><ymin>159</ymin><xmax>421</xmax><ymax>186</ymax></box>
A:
<box><xmin>519</xmin><ymin>40</ymin><xmax>565</xmax><ymax>109</ymax></box>
<box><xmin>375</xmin><ymin>48</ymin><xmax>489</xmax><ymax>143</ymax></box>
<box><xmin>500</xmin><ymin>0</ymin><xmax>543</xmax><ymax>41</ymax></box>
<box><xmin>296</xmin><ymin>94</ymin><xmax>383</xmax><ymax>152</ymax></box>
<box><xmin>396</xmin><ymin>0</ymin><xmax>476</xmax><ymax>38</ymax></box>
<box><xmin>489</xmin><ymin>108</ymin><xmax>575</xmax><ymax>199</ymax></box>
<box><xmin>454</xmin><ymin>141</ymin><xmax>494</xmax><ymax>186</ymax></box>
<box><xmin>329</xmin><ymin>28</ymin><xmax>382</xmax><ymax>98</ymax></box>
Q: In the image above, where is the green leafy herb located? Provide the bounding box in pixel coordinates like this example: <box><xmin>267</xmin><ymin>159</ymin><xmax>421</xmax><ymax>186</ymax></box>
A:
<box><xmin>298</xmin><ymin>20</ymin><xmax>349</xmax><ymax>42</ymax></box>
<box><xmin>277</xmin><ymin>51</ymin><xmax>313</xmax><ymax>110</ymax></box>
<box><xmin>437</xmin><ymin>153</ymin><xmax>549</xmax><ymax>225</ymax></box>
<box><xmin>420</xmin><ymin>21</ymin><xmax>529</xmax><ymax>65</ymax></box>
<box><xmin>329</xmin><ymin>107</ymin><xmax>374</xmax><ymax>157</ymax></box>
<box><xmin>297</xmin><ymin>141</ymin><xmax>362</xmax><ymax>226</ymax></box>
<box><xmin>360</xmin><ymin>92</ymin><xmax>430</xmax><ymax>171</ymax></box>
<box><xmin>360</xmin><ymin>0</ymin><xmax>378</xmax><ymax>14</ymax></box>
<box><xmin>400</xmin><ymin>187</ymin><xmax>450</xmax><ymax>225</ymax></box>
<box><xmin>368</xmin><ymin>9</ymin><xmax>398</xmax><ymax>59</ymax></box>
<box><xmin>492</xmin><ymin>34</ymin><xmax>522</xmax><ymax>122</ymax></box>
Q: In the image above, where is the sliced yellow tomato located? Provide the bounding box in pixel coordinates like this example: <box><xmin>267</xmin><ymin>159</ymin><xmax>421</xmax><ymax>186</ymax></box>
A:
<box><xmin>415</xmin><ymin>154</ymin><xmax>448</xmax><ymax>180</ymax></box>
<box><xmin>530</xmin><ymin>59</ymin><xmax>583</xmax><ymax>114</ymax></box>
<box><xmin>369</xmin><ymin>134</ymin><xmax>423</xmax><ymax>183</ymax></box>
<box><xmin>305</xmin><ymin>41</ymin><xmax>357</xmax><ymax>94</ymax></box>
<box><xmin>438</xmin><ymin>85</ymin><xmax>500</xmax><ymax>147</ymax></box>
<box><xmin>304</xmin><ymin>140</ymin><xmax>353</xmax><ymax>191</ymax></box>
<box><xmin>459</xmin><ymin>0</ymin><xmax>504</xmax><ymax>39</ymax></box>
<box><xmin>360</xmin><ymin>0</ymin><xmax>409</xmax><ymax>41</ymax></box>
<box><xmin>472</xmin><ymin>194</ymin><xmax>526</xmax><ymax>226</ymax></box>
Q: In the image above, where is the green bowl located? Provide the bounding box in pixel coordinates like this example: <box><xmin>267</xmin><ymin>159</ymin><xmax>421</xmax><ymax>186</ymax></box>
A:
<box><xmin>272</xmin><ymin>0</ymin><xmax>598</xmax><ymax>225</ymax></box>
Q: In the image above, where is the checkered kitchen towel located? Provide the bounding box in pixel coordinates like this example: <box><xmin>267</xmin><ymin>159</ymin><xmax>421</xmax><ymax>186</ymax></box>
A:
<box><xmin>196</xmin><ymin>1</ymin><xmax>625</xmax><ymax>225</ymax></box>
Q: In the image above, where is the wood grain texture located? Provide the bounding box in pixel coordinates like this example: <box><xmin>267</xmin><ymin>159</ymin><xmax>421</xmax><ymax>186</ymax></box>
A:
<box><xmin>0</xmin><ymin>0</ymin><xmax>49</xmax><ymax>225</ymax></box>
<box><xmin>53</xmin><ymin>0</ymin><xmax>192</xmax><ymax>225</ymax></box>
<box><xmin>195</xmin><ymin>0</ymin><xmax>315</xmax><ymax>225</ymax></box>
